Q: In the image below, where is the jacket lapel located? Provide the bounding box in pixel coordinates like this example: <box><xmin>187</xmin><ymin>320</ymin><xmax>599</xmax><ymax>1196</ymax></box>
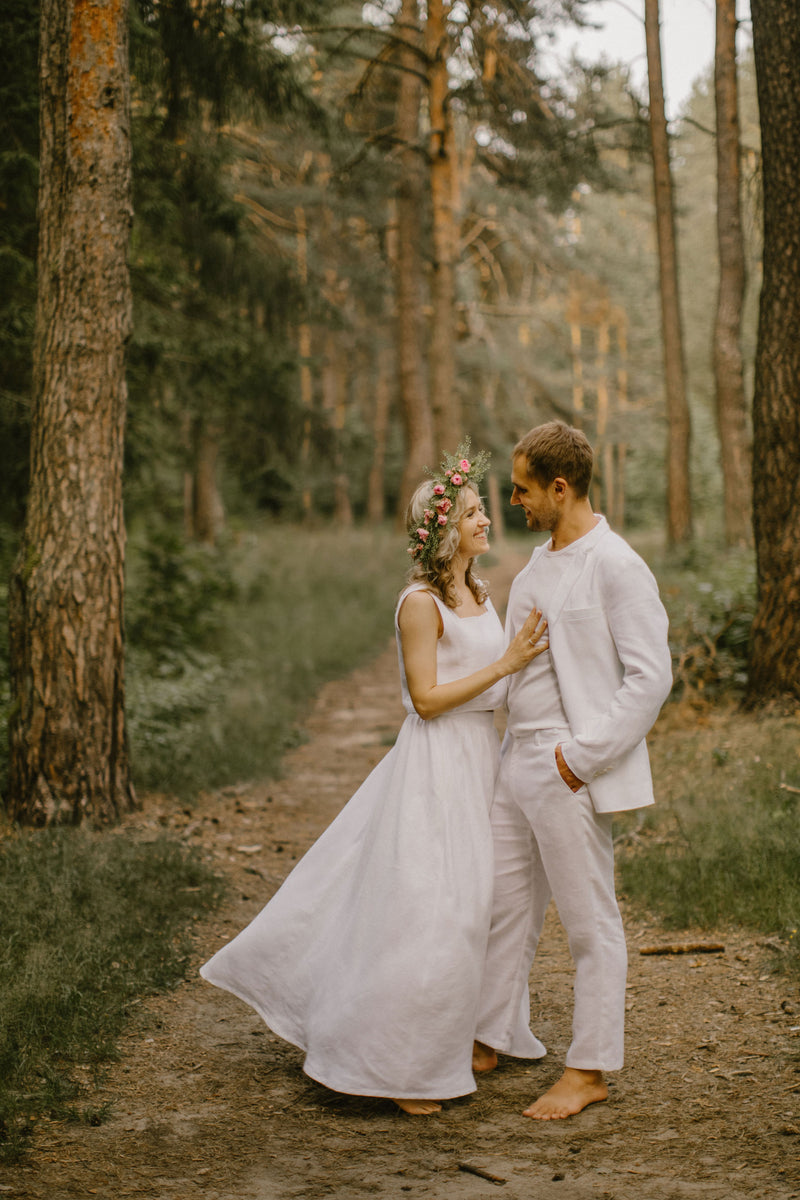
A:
<box><xmin>537</xmin><ymin>517</ymin><xmax>609</xmax><ymax>629</ymax></box>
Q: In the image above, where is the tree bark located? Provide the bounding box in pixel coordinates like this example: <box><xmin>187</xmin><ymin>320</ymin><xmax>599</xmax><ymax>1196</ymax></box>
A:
<box><xmin>394</xmin><ymin>0</ymin><xmax>434</xmax><ymax>513</ymax></box>
<box><xmin>425</xmin><ymin>0</ymin><xmax>462</xmax><ymax>457</ymax></box>
<box><xmin>366</xmin><ymin>344</ymin><xmax>392</xmax><ymax>523</ymax></box>
<box><xmin>713</xmin><ymin>0</ymin><xmax>752</xmax><ymax>548</ymax></box>
<box><xmin>7</xmin><ymin>0</ymin><xmax>135</xmax><ymax>824</ymax></box>
<box><xmin>644</xmin><ymin>0</ymin><xmax>692</xmax><ymax>546</ymax></box>
<box><xmin>745</xmin><ymin>0</ymin><xmax>800</xmax><ymax>704</ymax></box>
<box><xmin>190</xmin><ymin>420</ymin><xmax>226</xmax><ymax>546</ymax></box>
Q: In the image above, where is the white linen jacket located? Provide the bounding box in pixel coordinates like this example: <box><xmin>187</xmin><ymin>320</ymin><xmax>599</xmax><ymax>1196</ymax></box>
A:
<box><xmin>509</xmin><ymin>516</ymin><xmax>673</xmax><ymax>814</ymax></box>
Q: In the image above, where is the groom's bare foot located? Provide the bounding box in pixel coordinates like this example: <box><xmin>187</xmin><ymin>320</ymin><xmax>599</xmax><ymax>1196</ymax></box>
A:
<box><xmin>523</xmin><ymin>1068</ymin><xmax>608</xmax><ymax>1120</ymax></box>
<box><xmin>393</xmin><ymin>1098</ymin><xmax>442</xmax><ymax>1115</ymax></box>
<box><xmin>472</xmin><ymin>1041</ymin><xmax>498</xmax><ymax>1073</ymax></box>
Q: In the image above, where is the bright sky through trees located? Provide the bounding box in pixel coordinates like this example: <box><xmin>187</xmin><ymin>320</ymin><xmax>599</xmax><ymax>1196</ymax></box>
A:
<box><xmin>549</xmin><ymin>0</ymin><xmax>753</xmax><ymax>117</ymax></box>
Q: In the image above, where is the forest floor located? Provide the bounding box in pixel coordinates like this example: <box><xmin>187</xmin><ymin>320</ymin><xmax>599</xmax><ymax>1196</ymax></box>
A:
<box><xmin>2</xmin><ymin>553</ymin><xmax>799</xmax><ymax>1200</ymax></box>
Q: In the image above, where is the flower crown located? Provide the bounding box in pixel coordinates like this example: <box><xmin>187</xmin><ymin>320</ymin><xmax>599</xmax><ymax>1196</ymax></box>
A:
<box><xmin>408</xmin><ymin>439</ymin><xmax>491</xmax><ymax>569</ymax></box>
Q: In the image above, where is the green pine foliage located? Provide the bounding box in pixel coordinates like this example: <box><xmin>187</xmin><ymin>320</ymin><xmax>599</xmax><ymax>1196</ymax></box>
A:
<box><xmin>0</xmin><ymin>0</ymin><xmax>39</xmax><ymax>526</ymax></box>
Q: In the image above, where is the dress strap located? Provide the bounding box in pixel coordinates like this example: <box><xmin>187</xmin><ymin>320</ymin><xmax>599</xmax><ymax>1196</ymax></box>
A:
<box><xmin>395</xmin><ymin>584</ymin><xmax>450</xmax><ymax>629</ymax></box>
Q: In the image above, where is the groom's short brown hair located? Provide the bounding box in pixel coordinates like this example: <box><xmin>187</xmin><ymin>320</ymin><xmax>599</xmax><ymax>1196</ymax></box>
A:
<box><xmin>514</xmin><ymin>421</ymin><xmax>593</xmax><ymax>499</ymax></box>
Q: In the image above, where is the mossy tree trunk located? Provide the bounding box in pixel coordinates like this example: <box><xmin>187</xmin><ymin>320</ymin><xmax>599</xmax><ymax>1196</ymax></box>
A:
<box><xmin>7</xmin><ymin>0</ymin><xmax>136</xmax><ymax>824</ymax></box>
<box><xmin>746</xmin><ymin>0</ymin><xmax>800</xmax><ymax>704</ymax></box>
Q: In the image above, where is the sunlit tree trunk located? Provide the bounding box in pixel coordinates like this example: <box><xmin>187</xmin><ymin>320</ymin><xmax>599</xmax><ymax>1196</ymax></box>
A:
<box><xmin>745</xmin><ymin>0</ymin><xmax>800</xmax><ymax>704</ymax></box>
<box><xmin>644</xmin><ymin>0</ymin><xmax>692</xmax><ymax>546</ymax></box>
<box><xmin>713</xmin><ymin>0</ymin><xmax>752</xmax><ymax>548</ymax></box>
<box><xmin>394</xmin><ymin>0</ymin><xmax>434</xmax><ymax>512</ymax></box>
<box><xmin>425</xmin><ymin>0</ymin><xmax>462</xmax><ymax>456</ymax></box>
<box><xmin>7</xmin><ymin>0</ymin><xmax>136</xmax><ymax>825</ymax></box>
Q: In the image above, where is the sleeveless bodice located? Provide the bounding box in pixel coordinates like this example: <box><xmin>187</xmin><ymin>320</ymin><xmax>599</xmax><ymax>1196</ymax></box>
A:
<box><xmin>394</xmin><ymin>584</ymin><xmax>507</xmax><ymax>716</ymax></box>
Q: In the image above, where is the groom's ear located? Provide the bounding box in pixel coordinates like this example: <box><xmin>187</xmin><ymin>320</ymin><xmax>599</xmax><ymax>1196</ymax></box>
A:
<box><xmin>552</xmin><ymin>476</ymin><xmax>568</xmax><ymax>499</ymax></box>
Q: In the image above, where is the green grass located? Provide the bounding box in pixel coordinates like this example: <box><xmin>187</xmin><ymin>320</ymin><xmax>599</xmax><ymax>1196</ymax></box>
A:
<box><xmin>125</xmin><ymin>520</ymin><xmax>406</xmax><ymax>798</ymax></box>
<box><xmin>618</xmin><ymin>707</ymin><xmax>800</xmax><ymax>975</ymax></box>
<box><xmin>0</xmin><ymin>827</ymin><xmax>224</xmax><ymax>1161</ymax></box>
<box><xmin>611</xmin><ymin>543</ymin><xmax>800</xmax><ymax>973</ymax></box>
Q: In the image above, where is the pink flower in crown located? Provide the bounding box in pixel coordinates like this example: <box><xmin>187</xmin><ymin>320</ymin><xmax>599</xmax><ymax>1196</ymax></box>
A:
<box><xmin>445</xmin><ymin>469</ymin><xmax>452</xmax><ymax>477</ymax></box>
<box><xmin>459</xmin><ymin>459</ymin><xmax>471</xmax><ymax>472</ymax></box>
<box><xmin>417</xmin><ymin>528</ymin><xmax>429</xmax><ymax>542</ymax></box>
<box><xmin>423</xmin><ymin>509</ymin><xmax>434</xmax><ymax>523</ymax></box>
<box><xmin>437</xmin><ymin>514</ymin><xmax>448</xmax><ymax>525</ymax></box>
<box><xmin>433</xmin><ymin>483</ymin><xmax>445</xmax><ymax>496</ymax></box>
<box><xmin>436</xmin><ymin>497</ymin><xmax>452</xmax><ymax>514</ymax></box>
<box><xmin>451</xmin><ymin>473</ymin><xmax>463</xmax><ymax>486</ymax></box>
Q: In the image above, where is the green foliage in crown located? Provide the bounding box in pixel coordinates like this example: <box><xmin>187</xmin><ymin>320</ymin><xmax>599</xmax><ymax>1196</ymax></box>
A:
<box><xmin>408</xmin><ymin>439</ymin><xmax>491</xmax><ymax>569</ymax></box>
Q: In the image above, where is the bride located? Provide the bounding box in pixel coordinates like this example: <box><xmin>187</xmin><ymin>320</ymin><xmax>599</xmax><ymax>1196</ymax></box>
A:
<box><xmin>200</xmin><ymin>444</ymin><xmax>548</xmax><ymax>1114</ymax></box>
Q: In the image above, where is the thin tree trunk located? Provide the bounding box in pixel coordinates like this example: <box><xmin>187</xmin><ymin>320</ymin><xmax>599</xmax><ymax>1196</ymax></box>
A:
<box><xmin>713</xmin><ymin>0</ymin><xmax>752</xmax><ymax>548</ymax></box>
<box><xmin>613</xmin><ymin>311</ymin><xmax>629</xmax><ymax>529</ymax></box>
<box><xmin>394</xmin><ymin>0</ymin><xmax>434</xmax><ymax>512</ymax></box>
<box><xmin>192</xmin><ymin>420</ymin><xmax>225</xmax><ymax>546</ymax></box>
<box><xmin>595</xmin><ymin>318</ymin><xmax>612</xmax><ymax>516</ymax></box>
<box><xmin>644</xmin><ymin>0</ymin><xmax>692</xmax><ymax>546</ymax></box>
<box><xmin>295</xmin><ymin>204</ymin><xmax>314</xmax><ymax>518</ymax></box>
<box><xmin>7</xmin><ymin>0</ymin><xmax>135</xmax><ymax>825</ymax></box>
<box><xmin>426</xmin><ymin>0</ymin><xmax>461</xmax><ymax>456</ymax></box>
<box><xmin>321</xmin><ymin>328</ymin><xmax>353</xmax><ymax>526</ymax></box>
<box><xmin>367</xmin><ymin>344</ymin><xmax>392</xmax><ymax>523</ymax></box>
<box><xmin>745</xmin><ymin>0</ymin><xmax>800</xmax><ymax>704</ymax></box>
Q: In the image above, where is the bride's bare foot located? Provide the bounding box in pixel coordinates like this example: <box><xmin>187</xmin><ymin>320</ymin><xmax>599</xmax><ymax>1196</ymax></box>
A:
<box><xmin>393</xmin><ymin>1098</ymin><xmax>442</xmax><ymax>1115</ymax></box>
<box><xmin>523</xmin><ymin>1068</ymin><xmax>608</xmax><ymax>1120</ymax></box>
<box><xmin>472</xmin><ymin>1041</ymin><xmax>498</xmax><ymax>1073</ymax></box>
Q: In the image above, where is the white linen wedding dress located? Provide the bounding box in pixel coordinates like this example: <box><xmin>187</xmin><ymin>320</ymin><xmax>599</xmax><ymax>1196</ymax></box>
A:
<box><xmin>200</xmin><ymin>583</ymin><xmax>506</xmax><ymax>1100</ymax></box>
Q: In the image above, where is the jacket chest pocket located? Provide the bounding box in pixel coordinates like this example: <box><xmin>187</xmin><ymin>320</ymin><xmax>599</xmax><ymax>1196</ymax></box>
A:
<box><xmin>561</xmin><ymin>605</ymin><xmax>605</xmax><ymax>625</ymax></box>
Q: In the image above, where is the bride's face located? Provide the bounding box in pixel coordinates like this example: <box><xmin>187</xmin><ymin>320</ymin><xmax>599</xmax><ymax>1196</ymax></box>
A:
<box><xmin>455</xmin><ymin>488</ymin><xmax>491</xmax><ymax>560</ymax></box>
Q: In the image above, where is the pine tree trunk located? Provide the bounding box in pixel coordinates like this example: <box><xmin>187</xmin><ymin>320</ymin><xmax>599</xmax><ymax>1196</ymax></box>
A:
<box><xmin>367</xmin><ymin>345</ymin><xmax>392</xmax><ymax>523</ymax></box>
<box><xmin>192</xmin><ymin>421</ymin><xmax>225</xmax><ymax>546</ymax></box>
<box><xmin>394</xmin><ymin>0</ymin><xmax>434</xmax><ymax>513</ymax></box>
<box><xmin>644</xmin><ymin>0</ymin><xmax>692</xmax><ymax>546</ymax></box>
<box><xmin>745</xmin><ymin>0</ymin><xmax>800</xmax><ymax>704</ymax></box>
<box><xmin>425</xmin><ymin>0</ymin><xmax>462</xmax><ymax>457</ymax></box>
<box><xmin>713</xmin><ymin>0</ymin><xmax>752</xmax><ymax>548</ymax></box>
<box><xmin>295</xmin><ymin>204</ymin><xmax>314</xmax><ymax>518</ymax></box>
<box><xmin>7</xmin><ymin>0</ymin><xmax>135</xmax><ymax>825</ymax></box>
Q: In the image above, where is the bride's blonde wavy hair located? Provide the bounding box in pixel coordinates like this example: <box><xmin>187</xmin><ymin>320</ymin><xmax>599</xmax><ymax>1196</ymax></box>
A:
<box><xmin>405</xmin><ymin>481</ymin><xmax>489</xmax><ymax>609</ymax></box>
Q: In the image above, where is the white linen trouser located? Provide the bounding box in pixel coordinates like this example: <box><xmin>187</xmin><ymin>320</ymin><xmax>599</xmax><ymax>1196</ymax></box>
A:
<box><xmin>475</xmin><ymin>729</ymin><xmax>627</xmax><ymax>1071</ymax></box>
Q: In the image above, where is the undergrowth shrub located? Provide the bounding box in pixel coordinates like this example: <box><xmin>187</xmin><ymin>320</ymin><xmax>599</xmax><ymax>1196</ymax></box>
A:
<box><xmin>657</xmin><ymin>545</ymin><xmax>755</xmax><ymax>705</ymax></box>
<box><xmin>125</xmin><ymin>521</ymin><xmax>404</xmax><ymax>797</ymax></box>
<box><xmin>0</xmin><ymin>829</ymin><xmax>223</xmax><ymax>1162</ymax></box>
<box><xmin>619</xmin><ymin>713</ymin><xmax>800</xmax><ymax>976</ymax></box>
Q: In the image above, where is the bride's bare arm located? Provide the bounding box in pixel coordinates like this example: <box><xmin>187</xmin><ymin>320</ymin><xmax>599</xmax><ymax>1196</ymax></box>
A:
<box><xmin>398</xmin><ymin>591</ymin><xmax>548</xmax><ymax>721</ymax></box>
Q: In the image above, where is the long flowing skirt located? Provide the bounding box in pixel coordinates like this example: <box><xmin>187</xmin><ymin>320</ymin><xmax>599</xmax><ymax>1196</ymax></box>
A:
<box><xmin>200</xmin><ymin>709</ymin><xmax>500</xmax><ymax>1100</ymax></box>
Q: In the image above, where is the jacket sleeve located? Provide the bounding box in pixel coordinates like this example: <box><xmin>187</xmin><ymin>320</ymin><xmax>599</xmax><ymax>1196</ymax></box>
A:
<box><xmin>559</xmin><ymin>555</ymin><xmax>672</xmax><ymax>783</ymax></box>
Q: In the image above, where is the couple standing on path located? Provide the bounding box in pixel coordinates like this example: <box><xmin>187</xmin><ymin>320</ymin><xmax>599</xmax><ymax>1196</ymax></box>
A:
<box><xmin>201</xmin><ymin>422</ymin><xmax>673</xmax><ymax>1121</ymax></box>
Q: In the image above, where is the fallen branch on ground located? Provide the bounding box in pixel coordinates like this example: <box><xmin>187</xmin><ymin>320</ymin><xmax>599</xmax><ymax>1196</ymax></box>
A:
<box><xmin>458</xmin><ymin>1162</ymin><xmax>507</xmax><ymax>1184</ymax></box>
<box><xmin>639</xmin><ymin>943</ymin><xmax>725</xmax><ymax>955</ymax></box>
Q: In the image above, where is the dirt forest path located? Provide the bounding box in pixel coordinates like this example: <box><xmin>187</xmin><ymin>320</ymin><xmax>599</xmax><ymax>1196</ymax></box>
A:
<box><xmin>4</xmin><ymin>553</ymin><xmax>800</xmax><ymax>1200</ymax></box>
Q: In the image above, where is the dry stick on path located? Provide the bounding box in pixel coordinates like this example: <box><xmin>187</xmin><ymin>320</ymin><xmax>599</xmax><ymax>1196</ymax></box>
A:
<box><xmin>458</xmin><ymin>1162</ymin><xmax>507</xmax><ymax>1185</ymax></box>
<box><xmin>639</xmin><ymin>942</ymin><xmax>725</xmax><ymax>955</ymax></box>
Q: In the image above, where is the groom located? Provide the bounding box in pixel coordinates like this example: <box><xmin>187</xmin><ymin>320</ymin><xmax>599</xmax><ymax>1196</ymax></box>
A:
<box><xmin>474</xmin><ymin>421</ymin><xmax>672</xmax><ymax>1119</ymax></box>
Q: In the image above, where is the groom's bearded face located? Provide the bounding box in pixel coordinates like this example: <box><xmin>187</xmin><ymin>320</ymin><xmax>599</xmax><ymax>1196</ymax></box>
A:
<box><xmin>510</xmin><ymin>456</ymin><xmax>559</xmax><ymax>532</ymax></box>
